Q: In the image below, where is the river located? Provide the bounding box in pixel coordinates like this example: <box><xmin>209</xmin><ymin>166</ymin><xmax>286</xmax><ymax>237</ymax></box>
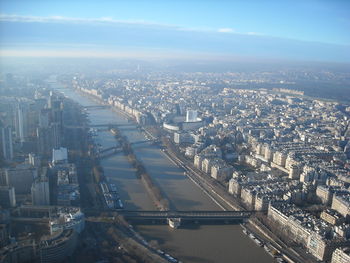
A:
<box><xmin>55</xmin><ymin>84</ymin><xmax>273</xmax><ymax>263</ymax></box>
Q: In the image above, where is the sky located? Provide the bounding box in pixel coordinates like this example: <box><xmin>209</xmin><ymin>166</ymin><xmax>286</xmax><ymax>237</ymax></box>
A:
<box><xmin>0</xmin><ymin>0</ymin><xmax>350</xmax><ymax>62</ymax></box>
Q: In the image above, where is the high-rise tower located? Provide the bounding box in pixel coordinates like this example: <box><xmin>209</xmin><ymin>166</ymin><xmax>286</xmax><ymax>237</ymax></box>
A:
<box><xmin>0</xmin><ymin>126</ymin><xmax>13</xmax><ymax>160</ymax></box>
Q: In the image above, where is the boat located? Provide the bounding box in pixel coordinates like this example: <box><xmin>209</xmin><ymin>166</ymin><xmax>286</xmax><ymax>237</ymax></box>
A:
<box><xmin>248</xmin><ymin>233</ymin><xmax>255</xmax><ymax>240</ymax></box>
<box><xmin>109</xmin><ymin>183</ymin><xmax>118</xmax><ymax>193</ymax></box>
<box><xmin>104</xmin><ymin>193</ymin><xmax>114</xmax><ymax>209</ymax></box>
<box><xmin>110</xmin><ymin>128</ymin><xmax>118</xmax><ymax>135</ymax></box>
<box><xmin>112</xmin><ymin>192</ymin><xmax>119</xmax><ymax>200</ymax></box>
<box><xmin>254</xmin><ymin>238</ymin><xmax>263</xmax><ymax>247</ymax></box>
<box><xmin>275</xmin><ymin>257</ymin><xmax>287</xmax><ymax>263</ymax></box>
<box><xmin>241</xmin><ymin>224</ymin><xmax>248</xmax><ymax>234</ymax></box>
<box><xmin>167</xmin><ymin>218</ymin><xmax>181</xmax><ymax>229</ymax></box>
<box><xmin>164</xmin><ymin>254</ymin><xmax>177</xmax><ymax>263</ymax></box>
<box><xmin>100</xmin><ymin>182</ymin><xmax>109</xmax><ymax>193</ymax></box>
<box><xmin>264</xmin><ymin>244</ymin><xmax>270</xmax><ymax>252</ymax></box>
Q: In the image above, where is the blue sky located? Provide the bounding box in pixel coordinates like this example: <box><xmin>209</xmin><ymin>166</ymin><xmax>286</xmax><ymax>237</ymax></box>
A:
<box><xmin>1</xmin><ymin>0</ymin><xmax>350</xmax><ymax>62</ymax></box>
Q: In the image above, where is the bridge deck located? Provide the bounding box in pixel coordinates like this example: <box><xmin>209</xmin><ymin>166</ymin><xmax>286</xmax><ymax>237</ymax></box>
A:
<box><xmin>119</xmin><ymin>210</ymin><xmax>253</xmax><ymax>219</ymax></box>
<box><xmin>99</xmin><ymin>146</ymin><xmax>120</xmax><ymax>153</ymax></box>
<box><xmin>65</xmin><ymin>123</ymin><xmax>136</xmax><ymax>129</ymax></box>
<box><xmin>90</xmin><ymin>123</ymin><xmax>134</xmax><ymax>127</ymax></box>
<box><xmin>83</xmin><ymin>105</ymin><xmax>111</xmax><ymax>109</ymax></box>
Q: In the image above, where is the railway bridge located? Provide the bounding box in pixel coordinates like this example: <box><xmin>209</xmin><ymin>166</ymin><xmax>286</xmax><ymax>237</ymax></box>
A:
<box><xmin>87</xmin><ymin>209</ymin><xmax>254</xmax><ymax>225</ymax></box>
<box><xmin>121</xmin><ymin>210</ymin><xmax>252</xmax><ymax>220</ymax></box>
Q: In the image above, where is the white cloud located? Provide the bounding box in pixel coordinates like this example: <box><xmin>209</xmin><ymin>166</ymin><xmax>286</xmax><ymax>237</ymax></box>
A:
<box><xmin>246</xmin><ymin>32</ymin><xmax>263</xmax><ymax>36</ymax></box>
<box><xmin>218</xmin><ymin>28</ymin><xmax>235</xmax><ymax>33</ymax></box>
<box><xmin>0</xmin><ymin>14</ymin><xmax>167</xmax><ymax>27</ymax></box>
<box><xmin>0</xmin><ymin>48</ymin><xmax>227</xmax><ymax>60</ymax></box>
<box><xmin>0</xmin><ymin>14</ymin><xmax>263</xmax><ymax>36</ymax></box>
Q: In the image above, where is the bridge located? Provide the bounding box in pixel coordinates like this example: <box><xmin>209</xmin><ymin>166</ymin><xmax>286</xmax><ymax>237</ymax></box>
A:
<box><xmin>118</xmin><ymin>210</ymin><xmax>253</xmax><ymax>225</ymax></box>
<box><xmin>96</xmin><ymin>140</ymin><xmax>158</xmax><ymax>160</ymax></box>
<box><xmin>83</xmin><ymin>105</ymin><xmax>111</xmax><ymax>110</ymax></box>
<box><xmin>130</xmin><ymin>139</ymin><xmax>159</xmax><ymax>146</ymax></box>
<box><xmin>98</xmin><ymin>140</ymin><xmax>155</xmax><ymax>154</ymax></box>
<box><xmin>97</xmin><ymin>145</ymin><xmax>122</xmax><ymax>159</ymax></box>
<box><xmin>65</xmin><ymin>123</ymin><xmax>135</xmax><ymax>129</ymax></box>
<box><xmin>97</xmin><ymin>140</ymin><xmax>157</xmax><ymax>159</ymax></box>
<box><xmin>85</xmin><ymin>209</ymin><xmax>253</xmax><ymax>225</ymax></box>
<box><xmin>99</xmin><ymin>146</ymin><xmax>120</xmax><ymax>153</ymax></box>
<box><xmin>98</xmin><ymin>150</ymin><xmax>123</xmax><ymax>159</ymax></box>
<box><xmin>90</xmin><ymin>123</ymin><xmax>135</xmax><ymax>128</ymax></box>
